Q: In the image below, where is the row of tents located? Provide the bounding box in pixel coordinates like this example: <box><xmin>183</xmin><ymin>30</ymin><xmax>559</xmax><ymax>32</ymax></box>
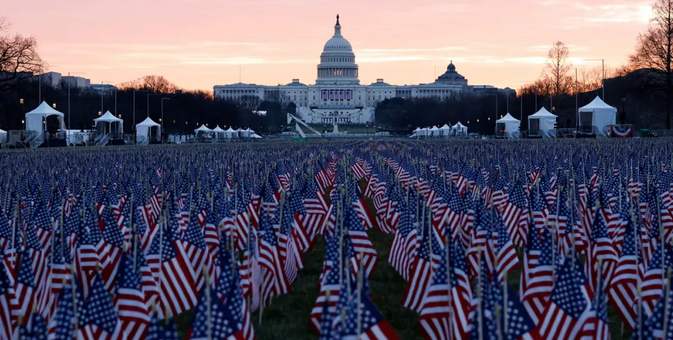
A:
<box><xmin>3</xmin><ymin>101</ymin><xmax>262</xmax><ymax>146</ymax></box>
<box><xmin>194</xmin><ymin>124</ymin><xmax>262</xmax><ymax>139</ymax></box>
<box><xmin>411</xmin><ymin>122</ymin><xmax>469</xmax><ymax>137</ymax></box>
<box><xmin>495</xmin><ymin>96</ymin><xmax>618</xmax><ymax>138</ymax></box>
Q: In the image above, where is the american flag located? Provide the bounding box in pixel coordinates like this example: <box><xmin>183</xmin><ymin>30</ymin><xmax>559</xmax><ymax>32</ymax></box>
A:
<box><xmin>115</xmin><ymin>253</ymin><xmax>150</xmax><ymax>340</ymax></box>
<box><xmin>148</xmin><ymin>224</ymin><xmax>198</xmax><ymax>319</ymax></box>
<box><xmin>418</xmin><ymin>242</ymin><xmax>472</xmax><ymax>340</ymax></box>
<box><xmin>332</xmin><ymin>276</ymin><xmax>399</xmax><ymax>340</ymax></box>
<box><xmin>183</xmin><ymin>212</ymin><xmax>209</xmax><ymax>289</ymax></box>
<box><xmin>145</xmin><ymin>313</ymin><xmax>180</xmax><ymax>340</ymax></box>
<box><xmin>402</xmin><ymin>222</ymin><xmax>441</xmax><ymax>312</ymax></box>
<box><xmin>10</xmin><ymin>251</ymin><xmax>35</xmax><ymax>321</ymax></box>
<box><xmin>498</xmin><ymin>281</ymin><xmax>536</xmax><ymax>340</ymax></box>
<box><xmin>78</xmin><ymin>274</ymin><xmax>123</xmax><ymax>340</ymax></box>
<box><xmin>521</xmin><ymin>227</ymin><xmax>554</xmax><ymax>325</ymax></box>
<box><xmin>258</xmin><ymin>211</ymin><xmax>290</xmax><ymax>307</ymax></box>
<box><xmin>277</xmin><ymin>196</ymin><xmax>303</xmax><ymax>285</ymax></box>
<box><xmin>344</xmin><ymin>205</ymin><xmax>378</xmax><ymax>280</ymax></box>
<box><xmin>492</xmin><ymin>218</ymin><xmax>519</xmax><ymax>284</ymax></box>
<box><xmin>187</xmin><ymin>267</ymin><xmax>254</xmax><ymax>340</ymax></box>
<box><xmin>641</xmin><ymin>242</ymin><xmax>673</xmax><ymax>317</ymax></box>
<box><xmin>0</xmin><ymin>257</ymin><xmax>12</xmax><ymax>340</ymax></box>
<box><xmin>586</xmin><ymin>206</ymin><xmax>618</xmax><ymax>292</ymax></box>
<box><xmin>501</xmin><ymin>181</ymin><xmax>529</xmax><ymax>248</ymax></box>
<box><xmin>629</xmin><ymin>275</ymin><xmax>673</xmax><ymax>340</ymax></box>
<box><xmin>607</xmin><ymin>217</ymin><xmax>641</xmax><ymax>330</ymax></box>
<box><xmin>580</xmin><ymin>271</ymin><xmax>611</xmax><ymax>340</ymax></box>
<box><xmin>531</xmin><ymin>256</ymin><xmax>592</xmax><ymax>340</ymax></box>
<box><xmin>309</xmin><ymin>259</ymin><xmax>341</xmax><ymax>334</ymax></box>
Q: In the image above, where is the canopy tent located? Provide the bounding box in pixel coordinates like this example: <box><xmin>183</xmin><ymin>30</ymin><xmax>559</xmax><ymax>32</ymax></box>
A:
<box><xmin>453</xmin><ymin>122</ymin><xmax>468</xmax><ymax>135</ymax></box>
<box><xmin>238</xmin><ymin>128</ymin><xmax>253</xmax><ymax>138</ymax></box>
<box><xmin>528</xmin><ymin>107</ymin><xmax>557</xmax><ymax>138</ymax></box>
<box><xmin>578</xmin><ymin>96</ymin><xmax>617</xmax><ymax>136</ymax></box>
<box><xmin>136</xmin><ymin>117</ymin><xmax>161</xmax><ymax>143</ymax></box>
<box><xmin>225</xmin><ymin>127</ymin><xmax>238</xmax><ymax>138</ymax></box>
<box><xmin>429</xmin><ymin>126</ymin><xmax>440</xmax><ymax>136</ymax></box>
<box><xmin>250</xmin><ymin>133</ymin><xmax>263</xmax><ymax>139</ymax></box>
<box><xmin>212</xmin><ymin>126</ymin><xmax>226</xmax><ymax>139</ymax></box>
<box><xmin>93</xmin><ymin>111</ymin><xmax>124</xmax><ymax>140</ymax></box>
<box><xmin>438</xmin><ymin>124</ymin><xmax>452</xmax><ymax>136</ymax></box>
<box><xmin>25</xmin><ymin>101</ymin><xmax>66</xmax><ymax>140</ymax></box>
<box><xmin>495</xmin><ymin>113</ymin><xmax>521</xmax><ymax>138</ymax></box>
<box><xmin>0</xmin><ymin>129</ymin><xmax>6</xmax><ymax>145</ymax></box>
<box><xmin>411</xmin><ymin>127</ymin><xmax>429</xmax><ymax>138</ymax></box>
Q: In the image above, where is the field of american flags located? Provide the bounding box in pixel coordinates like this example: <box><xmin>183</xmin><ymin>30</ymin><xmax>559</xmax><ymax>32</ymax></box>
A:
<box><xmin>0</xmin><ymin>139</ymin><xmax>672</xmax><ymax>340</ymax></box>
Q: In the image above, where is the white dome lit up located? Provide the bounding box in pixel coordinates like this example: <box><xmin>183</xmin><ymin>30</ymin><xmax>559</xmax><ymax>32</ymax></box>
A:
<box><xmin>316</xmin><ymin>15</ymin><xmax>359</xmax><ymax>85</ymax></box>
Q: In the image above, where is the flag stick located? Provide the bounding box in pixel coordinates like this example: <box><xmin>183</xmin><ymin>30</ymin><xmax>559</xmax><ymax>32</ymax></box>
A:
<box><xmin>356</xmin><ymin>251</ymin><xmax>364</xmax><ymax>337</ymax></box>
<box><xmin>663</xmin><ymin>268</ymin><xmax>672</xmax><ymax>336</ymax></box>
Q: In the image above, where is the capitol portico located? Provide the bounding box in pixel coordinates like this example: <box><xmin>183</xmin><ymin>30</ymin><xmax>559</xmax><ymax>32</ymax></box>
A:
<box><xmin>214</xmin><ymin>15</ymin><xmax>512</xmax><ymax>124</ymax></box>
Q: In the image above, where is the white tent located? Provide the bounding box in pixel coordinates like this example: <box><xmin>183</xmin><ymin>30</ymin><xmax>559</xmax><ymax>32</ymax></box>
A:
<box><xmin>136</xmin><ymin>117</ymin><xmax>161</xmax><ymax>143</ymax></box>
<box><xmin>429</xmin><ymin>126</ymin><xmax>440</xmax><ymax>137</ymax></box>
<box><xmin>438</xmin><ymin>124</ymin><xmax>452</xmax><ymax>136</ymax></box>
<box><xmin>225</xmin><ymin>127</ymin><xmax>238</xmax><ymax>138</ymax></box>
<box><xmin>0</xmin><ymin>129</ymin><xmax>6</xmax><ymax>145</ymax></box>
<box><xmin>496</xmin><ymin>113</ymin><xmax>521</xmax><ymax>138</ymax></box>
<box><xmin>453</xmin><ymin>122</ymin><xmax>468</xmax><ymax>135</ymax></box>
<box><xmin>194</xmin><ymin>124</ymin><xmax>212</xmax><ymax>134</ymax></box>
<box><xmin>93</xmin><ymin>111</ymin><xmax>124</xmax><ymax>140</ymax></box>
<box><xmin>238</xmin><ymin>128</ymin><xmax>253</xmax><ymax>138</ymax></box>
<box><xmin>578</xmin><ymin>96</ymin><xmax>617</xmax><ymax>136</ymax></box>
<box><xmin>528</xmin><ymin>107</ymin><xmax>557</xmax><ymax>138</ymax></box>
<box><xmin>212</xmin><ymin>126</ymin><xmax>226</xmax><ymax>140</ymax></box>
<box><xmin>250</xmin><ymin>133</ymin><xmax>263</xmax><ymax>139</ymax></box>
<box><xmin>25</xmin><ymin>101</ymin><xmax>66</xmax><ymax>140</ymax></box>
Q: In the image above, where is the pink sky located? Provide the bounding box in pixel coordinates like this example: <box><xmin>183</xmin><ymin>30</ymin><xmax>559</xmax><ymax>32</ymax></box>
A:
<box><xmin>2</xmin><ymin>0</ymin><xmax>653</xmax><ymax>91</ymax></box>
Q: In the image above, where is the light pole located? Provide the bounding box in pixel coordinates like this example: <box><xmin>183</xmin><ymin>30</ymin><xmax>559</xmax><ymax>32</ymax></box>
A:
<box><xmin>586</xmin><ymin>59</ymin><xmax>605</xmax><ymax>99</ymax></box>
<box><xmin>575</xmin><ymin>68</ymin><xmax>579</xmax><ymax>131</ymax></box>
<box><xmin>487</xmin><ymin>93</ymin><xmax>498</xmax><ymax>135</ymax></box>
<box><xmin>132</xmin><ymin>90</ymin><xmax>150</xmax><ymax>126</ymax></box>
<box><xmin>20</xmin><ymin>99</ymin><xmax>24</xmax><ymax>130</ymax></box>
<box><xmin>147</xmin><ymin>93</ymin><xmax>162</xmax><ymax>120</ymax></box>
<box><xmin>161</xmin><ymin>98</ymin><xmax>170</xmax><ymax>132</ymax></box>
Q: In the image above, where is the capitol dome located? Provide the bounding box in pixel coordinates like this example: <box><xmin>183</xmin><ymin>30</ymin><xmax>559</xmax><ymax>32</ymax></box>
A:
<box><xmin>316</xmin><ymin>15</ymin><xmax>359</xmax><ymax>85</ymax></box>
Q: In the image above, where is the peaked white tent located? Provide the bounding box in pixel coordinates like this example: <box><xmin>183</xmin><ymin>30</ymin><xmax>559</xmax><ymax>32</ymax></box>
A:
<box><xmin>136</xmin><ymin>117</ymin><xmax>161</xmax><ymax>143</ymax></box>
<box><xmin>0</xmin><ymin>129</ymin><xmax>6</xmax><ymax>145</ymax></box>
<box><xmin>496</xmin><ymin>113</ymin><xmax>520</xmax><ymax>138</ymax></box>
<box><xmin>212</xmin><ymin>126</ymin><xmax>226</xmax><ymax>140</ymax></box>
<box><xmin>578</xmin><ymin>96</ymin><xmax>617</xmax><ymax>136</ymax></box>
<box><xmin>528</xmin><ymin>107</ymin><xmax>557</xmax><ymax>138</ymax></box>
<box><xmin>453</xmin><ymin>122</ymin><xmax>468</xmax><ymax>136</ymax></box>
<box><xmin>225</xmin><ymin>127</ymin><xmax>238</xmax><ymax>138</ymax></box>
<box><xmin>429</xmin><ymin>126</ymin><xmax>440</xmax><ymax>137</ymax></box>
<box><xmin>25</xmin><ymin>101</ymin><xmax>66</xmax><ymax>140</ymax></box>
<box><xmin>439</xmin><ymin>124</ymin><xmax>452</xmax><ymax>136</ymax></box>
<box><xmin>194</xmin><ymin>124</ymin><xmax>212</xmax><ymax>134</ymax></box>
<box><xmin>94</xmin><ymin>111</ymin><xmax>124</xmax><ymax>140</ymax></box>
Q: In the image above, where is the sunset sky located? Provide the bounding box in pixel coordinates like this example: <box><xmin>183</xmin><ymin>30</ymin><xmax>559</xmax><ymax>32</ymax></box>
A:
<box><xmin>2</xmin><ymin>0</ymin><xmax>654</xmax><ymax>91</ymax></box>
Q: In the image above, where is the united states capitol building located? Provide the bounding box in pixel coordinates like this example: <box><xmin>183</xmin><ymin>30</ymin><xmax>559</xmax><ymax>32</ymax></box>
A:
<box><xmin>213</xmin><ymin>15</ymin><xmax>513</xmax><ymax>124</ymax></box>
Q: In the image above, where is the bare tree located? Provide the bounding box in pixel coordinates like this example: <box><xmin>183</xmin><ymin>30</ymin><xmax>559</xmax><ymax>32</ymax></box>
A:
<box><xmin>0</xmin><ymin>17</ymin><xmax>44</xmax><ymax>92</ymax></box>
<box><xmin>544</xmin><ymin>41</ymin><xmax>573</xmax><ymax>96</ymax></box>
<box><xmin>119</xmin><ymin>75</ymin><xmax>178</xmax><ymax>93</ymax></box>
<box><xmin>577</xmin><ymin>67</ymin><xmax>618</xmax><ymax>93</ymax></box>
<box><xmin>630</xmin><ymin>0</ymin><xmax>673</xmax><ymax>128</ymax></box>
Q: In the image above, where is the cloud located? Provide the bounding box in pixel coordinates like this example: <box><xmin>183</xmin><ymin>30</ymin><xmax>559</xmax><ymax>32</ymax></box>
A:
<box><xmin>584</xmin><ymin>4</ymin><xmax>652</xmax><ymax>23</ymax></box>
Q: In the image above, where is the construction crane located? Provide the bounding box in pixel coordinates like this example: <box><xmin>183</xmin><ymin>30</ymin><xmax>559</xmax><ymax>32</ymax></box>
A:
<box><xmin>287</xmin><ymin>113</ymin><xmax>325</xmax><ymax>139</ymax></box>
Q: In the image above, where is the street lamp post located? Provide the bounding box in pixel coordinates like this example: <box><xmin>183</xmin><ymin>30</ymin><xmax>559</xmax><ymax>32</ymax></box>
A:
<box><xmin>586</xmin><ymin>59</ymin><xmax>605</xmax><ymax>99</ymax></box>
<box><xmin>487</xmin><ymin>93</ymin><xmax>498</xmax><ymax>135</ymax></box>
<box><xmin>161</xmin><ymin>98</ymin><xmax>170</xmax><ymax>132</ymax></box>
